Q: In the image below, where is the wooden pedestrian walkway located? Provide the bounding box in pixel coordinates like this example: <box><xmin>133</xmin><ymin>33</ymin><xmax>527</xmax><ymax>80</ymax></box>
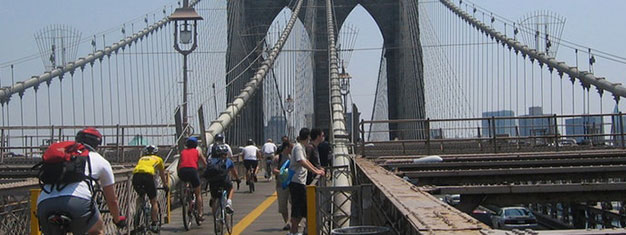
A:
<box><xmin>161</xmin><ymin>177</ymin><xmax>289</xmax><ymax>235</ymax></box>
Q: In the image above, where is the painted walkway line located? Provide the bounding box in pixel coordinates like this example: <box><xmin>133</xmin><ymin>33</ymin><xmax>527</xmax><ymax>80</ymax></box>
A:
<box><xmin>232</xmin><ymin>191</ymin><xmax>278</xmax><ymax>235</ymax></box>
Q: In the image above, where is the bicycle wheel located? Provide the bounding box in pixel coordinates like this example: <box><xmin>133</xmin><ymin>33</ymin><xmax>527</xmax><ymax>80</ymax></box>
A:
<box><xmin>143</xmin><ymin>203</ymin><xmax>153</xmax><ymax>235</ymax></box>
<box><xmin>181</xmin><ymin>186</ymin><xmax>192</xmax><ymax>231</ymax></box>
<box><xmin>213</xmin><ymin>199</ymin><xmax>224</xmax><ymax>235</ymax></box>
<box><xmin>223</xmin><ymin>192</ymin><xmax>233</xmax><ymax>234</ymax></box>
<box><xmin>193</xmin><ymin>193</ymin><xmax>202</xmax><ymax>226</ymax></box>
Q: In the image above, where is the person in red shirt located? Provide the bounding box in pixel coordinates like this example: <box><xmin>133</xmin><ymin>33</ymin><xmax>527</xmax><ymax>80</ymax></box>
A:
<box><xmin>177</xmin><ymin>137</ymin><xmax>208</xmax><ymax>220</ymax></box>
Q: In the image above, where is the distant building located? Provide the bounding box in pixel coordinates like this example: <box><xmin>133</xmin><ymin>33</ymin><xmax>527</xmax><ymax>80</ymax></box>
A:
<box><xmin>264</xmin><ymin>116</ymin><xmax>287</xmax><ymax>143</ymax></box>
<box><xmin>519</xmin><ymin>107</ymin><xmax>554</xmax><ymax>137</ymax></box>
<box><xmin>611</xmin><ymin>105</ymin><xmax>625</xmax><ymax>145</ymax></box>
<box><xmin>565</xmin><ymin>116</ymin><xmax>604</xmax><ymax>144</ymax></box>
<box><xmin>482</xmin><ymin>110</ymin><xmax>516</xmax><ymax>137</ymax></box>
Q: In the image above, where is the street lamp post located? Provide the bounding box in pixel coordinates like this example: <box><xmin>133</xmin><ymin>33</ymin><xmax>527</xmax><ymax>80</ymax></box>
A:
<box><xmin>169</xmin><ymin>0</ymin><xmax>203</xmax><ymax>131</ymax></box>
<box><xmin>285</xmin><ymin>94</ymin><xmax>294</xmax><ymax>139</ymax></box>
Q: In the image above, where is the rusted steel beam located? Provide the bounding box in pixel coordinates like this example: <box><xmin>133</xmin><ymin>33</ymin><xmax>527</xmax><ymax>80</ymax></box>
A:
<box><xmin>405</xmin><ymin>165</ymin><xmax>626</xmax><ymax>186</ymax></box>
<box><xmin>384</xmin><ymin>157</ymin><xmax>626</xmax><ymax>171</ymax></box>
<box><xmin>356</xmin><ymin>158</ymin><xmax>489</xmax><ymax>234</ymax></box>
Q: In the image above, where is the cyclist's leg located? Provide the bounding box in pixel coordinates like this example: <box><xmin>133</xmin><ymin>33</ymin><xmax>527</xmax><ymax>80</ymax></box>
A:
<box><xmin>87</xmin><ymin>219</ymin><xmax>105</xmax><ymax>235</ymax></box>
<box><xmin>209</xmin><ymin>182</ymin><xmax>220</xmax><ymax>215</ymax></box>
<box><xmin>190</xmin><ymin>169</ymin><xmax>203</xmax><ymax>218</ymax></box>
<box><xmin>224</xmin><ymin>180</ymin><xmax>234</xmax><ymax>213</ymax></box>
<box><xmin>243</xmin><ymin>160</ymin><xmax>252</xmax><ymax>182</ymax></box>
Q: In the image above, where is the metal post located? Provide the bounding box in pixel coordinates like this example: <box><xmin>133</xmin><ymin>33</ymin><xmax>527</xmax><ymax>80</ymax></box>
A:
<box><xmin>30</xmin><ymin>189</ymin><xmax>42</xmax><ymax>235</ymax></box>
<box><xmin>49</xmin><ymin>126</ymin><xmax>54</xmax><ymax>144</ymax></box>
<box><xmin>490</xmin><ymin>117</ymin><xmax>497</xmax><ymax>153</ymax></box>
<box><xmin>212</xmin><ymin>83</ymin><xmax>218</xmax><ymax>118</ymax></box>
<box><xmin>121</xmin><ymin>127</ymin><xmax>125</xmax><ymax>162</ymax></box>
<box><xmin>619</xmin><ymin>112</ymin><xmax>626</xmax><ymax>148</ymax></box>
<box><xmin>425</xmin><ymin>118</ymin><xmax>431</xmax><ymax>155</ymax></box>
<box><xmin>553</xmin><ymin>114</ymin><xmax>559</xmax><ymax>151</ymax></box>
<box><xmin>115</xmin><ymin>125</ymin><xmax>120</xmax><ymax>162</ymax></box>
<box><xmin>182</xmin><ymin>54</ymin><xmax>188</xmax><ymax>131</ymax></box>
<box><xmin>1</xmin><ymin>128</ymin><xmax>4</xmax><ymax>164</ymax></box>
<box><xmin>360</xmin><ymin>120</ymin><xmax>365</xmax><ymax>155</ymax></box>
<box><xmin>306</xmin><ymin>185</ymin><xmax>317</xmax><ymax>235</ymax></box>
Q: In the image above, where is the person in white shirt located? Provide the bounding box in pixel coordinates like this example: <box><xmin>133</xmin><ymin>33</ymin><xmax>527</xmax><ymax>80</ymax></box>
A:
<box><xmin>37</xmin><ymin>128</ymin><xmax>126</xmax><ymax>235</ymax></box>
<box><xmin>288</xmin><ymin>128</ymin><xmax>325</xmax><ymax>235</ymax></box>
<box><xmin>241</xmin><ymin>139</ymin><xmax>261</xmax><ymax>183</ymax></box>
<box><xmin>261</xmin><ymin>138</ymin><xmax>277</xmax><ymax>179</ymax></box>
<box><xmin>207</xmin><ymin>134</ymin><xmax>233</xmax><ymax>160</ymax></box>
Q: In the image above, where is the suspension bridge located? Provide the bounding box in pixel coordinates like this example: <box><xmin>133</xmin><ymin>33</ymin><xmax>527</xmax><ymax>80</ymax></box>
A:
<box><xmin>2</xmin><ymin>0</ymin><xmax>626</xmax><ymax>234</ymax></box>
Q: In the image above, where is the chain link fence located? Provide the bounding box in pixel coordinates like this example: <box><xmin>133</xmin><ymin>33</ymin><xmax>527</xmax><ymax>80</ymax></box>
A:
<box><xmin>0</xmin><ymin>169</ymin><xmax>170</xmax><ymax>235</ymax></box>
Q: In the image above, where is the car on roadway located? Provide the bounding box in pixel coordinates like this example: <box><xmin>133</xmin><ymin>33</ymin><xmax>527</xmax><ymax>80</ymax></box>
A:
<box><xmin>491</xmin><ymin>207</ymin><xmax>538</xmax><ymax>230</ymax></box>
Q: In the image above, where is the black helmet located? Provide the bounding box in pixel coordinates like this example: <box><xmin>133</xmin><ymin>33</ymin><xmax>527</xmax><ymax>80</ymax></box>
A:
<box><xmin>186</xmin><ymin>137</ymin><xmax>198</xmax><ymax>148</ymax></box>
<box><xmin>214</xmin><ymin>144</ymin><xmax>229</xmax><ymax>156</ymax></box>
<box><xmin>143</xmin><ymin>145</ymin><xmax>158</xmax><ymax>155</ymax></box>
<box><xmin>246</xmin><ymin>139</ymin><xmax>254</xmax><ymax>146</ymax></box>
<box><xmin>76</xmin><ymin>128</ymin><xmax>102</xmax><ymax>149</ymax></box>
<box><xmin>215</xmin><ymin>133</ymin><xmax>224</xmax><ymax>142</ymax></box>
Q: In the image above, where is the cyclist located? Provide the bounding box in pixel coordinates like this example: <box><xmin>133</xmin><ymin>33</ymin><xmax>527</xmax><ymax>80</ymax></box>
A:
<box><xmin>207</xmin><ymin>144</ymin><xmax>240</xmax><ymax>214</ymax></box>
<box><xmin>241</xmin><ymin>139</ymin><xmax>261</xmax><ymax>184</ymax></box>
<box><xmin>177</xmin><ymin>137</ymin><xmax>208</xmax><ymax>221</ymax></box>
<box><xmin>36</xmin><ymin>128</ymin><xmax>126</xmax><ymax>235</ymax></box>
<box><xmin>207</xmin><ymin>134</ymin><xmax>233</xmax><ymax>160</ymax></box>
<box><xmin>132</xmin><ymin>145</ymin><xmax>169</xmax><ymax>232</ymax></box>
<box><xmin>261</xmin><ymin>138</ymin><xmax>277</xmax><ymax>179</ymax></box>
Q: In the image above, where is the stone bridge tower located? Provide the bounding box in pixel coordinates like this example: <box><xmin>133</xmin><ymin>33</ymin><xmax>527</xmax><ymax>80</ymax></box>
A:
<box><xmin>225</xmin><ymin>0</ymin><xmax>425</xmax><ymax>145</ymax></box>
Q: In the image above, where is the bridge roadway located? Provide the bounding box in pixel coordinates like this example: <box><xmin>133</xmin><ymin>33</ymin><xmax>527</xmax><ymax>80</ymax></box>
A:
<box><xmin>161</xmin><ymin>176</ymin><xmax>288</xmax><ymax>235</ymax></box>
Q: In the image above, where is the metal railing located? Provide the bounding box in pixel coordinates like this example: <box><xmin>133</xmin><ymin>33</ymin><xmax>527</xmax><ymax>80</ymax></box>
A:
<box><xmin>306</xmin><ymin>159</ymin><xmax>376</xmax><ymax>235</ymax></box>
<box><xmin>0</xmin><ymin>124</ymin><xmax>176</xmax><ymax>162</ymax></box>
<box><xmin>0</xmin><ymin>169</ymin><xmax>171</xmax><ymax>235</ymax></box>
<box><xmin>361</xmin><ymin>113</ymin><xmax>626</xmax><ymax>156</ymax></box>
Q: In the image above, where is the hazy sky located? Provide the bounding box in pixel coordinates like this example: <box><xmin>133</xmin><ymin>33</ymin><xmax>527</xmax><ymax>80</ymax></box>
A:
<box><xmin>2</xmin><ymin>0</ymin><xmax>626</xmax><ymax>124</ymax></box>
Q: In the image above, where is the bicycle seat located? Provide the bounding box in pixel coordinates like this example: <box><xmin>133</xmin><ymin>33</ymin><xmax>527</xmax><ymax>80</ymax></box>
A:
<box><xmin>47</xmin><ymin>212</ymin><xmax>72</xmax><ymax>226</ymax></box>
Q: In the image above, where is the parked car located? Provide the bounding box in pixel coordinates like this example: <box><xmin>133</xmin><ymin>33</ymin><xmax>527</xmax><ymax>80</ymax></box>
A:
<box><xmin>491</xmin><ymin>207</ymin><xmax>537</xmax><ymax>230</ymax></box>
<box><xmin>444</xmin><ymin>194</ymin><xmax>460</xmax><ymax>206</ymax></box>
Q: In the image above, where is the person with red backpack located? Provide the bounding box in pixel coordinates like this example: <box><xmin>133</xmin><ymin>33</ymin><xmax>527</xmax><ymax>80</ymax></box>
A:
<box><xmin>177</xmin><ymin>137</ymin><xmax>208</xmax><ymax>221</ymax></box>
<box><xmin>35</xmin><ymin>128</ymin><xmax>126</xmax><ymax>235</ymax></box>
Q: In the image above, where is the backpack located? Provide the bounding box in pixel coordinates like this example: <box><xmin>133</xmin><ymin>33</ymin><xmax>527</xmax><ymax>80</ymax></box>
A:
<box><xmin>204</xmin><ymin>158</ymin><xmax>229</xmax><ymax>182</ymax></box>
<box><xmin>32</xmin><ymin>141</ymin><xmax>94</xmax><ymax>194</ymax></box>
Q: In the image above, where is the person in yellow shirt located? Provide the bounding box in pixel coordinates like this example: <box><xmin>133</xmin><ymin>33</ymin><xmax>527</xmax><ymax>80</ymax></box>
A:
<box><xmin>132</xmin><ymin>145</ymin><xmax>169</xmax><ymax>232</ymax></box>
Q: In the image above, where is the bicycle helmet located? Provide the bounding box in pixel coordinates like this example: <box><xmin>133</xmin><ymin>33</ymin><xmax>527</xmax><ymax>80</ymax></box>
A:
<box><xmin>246</xmin><ymin>139</ymin><xmax>254</xmax><ymax>146</ymax></box>
<box><xmin>143</xmin><ymin>145</ymin><xmax>159</xmax><ymax>155</ymax></box>
<box><xmin>76</xmin><ymin>128</ymin><xmax>102</xmax><ymax>149</ymax></box>
<box><xmin>215</xmin><ymin>133</ymin><xmax>224</xmax><ymax>142</ymax></box>
<box><xmin>214</xmin><ymin>144</ymin><xmax>229</xmax><ymax>157</ymax></box>
<box><xmin>186</xmin><ymin>136</ymin><xmax>198</xmax><ymax>148</ymax></box>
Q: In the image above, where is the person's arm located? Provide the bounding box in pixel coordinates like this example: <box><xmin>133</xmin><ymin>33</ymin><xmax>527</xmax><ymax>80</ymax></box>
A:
<box><xmin>229</xmin><ymin>167</ymin><xmax>239</xmax><ymax>181</ymax></box>
<box><xmin>298</xmin><ymin>159</ymin><xmax>324</xmax><ymax>176</ymax></box>
<box><xmin>157</xmin><ymin>158</ymin><xmax>168</xmax><ymax>187</ymax></box>
<box><xmin>272</xmin><ymin>156</ymin><xmax>281</xmax><ymax>175</ymax></box>
<box><xmin>256</xmin><ymin>149</ymin><xmax>262</xmax><ymax>161</ymax></box>
<box><xmin>96</xmin><ymin>156</ymin><xmax>124</xmax><ymax>224</ymax></box>
<box><xmin>199</xmin><ymin>153</ymin><xmax>208</xmax><ymax>168</ymax></box>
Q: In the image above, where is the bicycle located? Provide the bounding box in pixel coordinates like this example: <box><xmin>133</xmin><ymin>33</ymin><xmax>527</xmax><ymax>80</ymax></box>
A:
<box><xmin>132</xmin><ymin>187</ymin><xmax>166</xmax><ymax>235</ymax></box>
<box><xmin>212</xmin><ymin>187</ymin><xmax>234</xmax><ymax>235</ymax></box>
<box><xmin>179</xmin><ymin>182</ymin><xmax>202</xmax><ymax>231</ymax></box>
<box><xmin>264</xmin><ymin>156</ymin><xmax>273</xmax><ymax>179</ymax></box>
<box><xmin>246</xmin><ymin>166</ymin><xmax>255</xmax><ymax>193</ymax></box>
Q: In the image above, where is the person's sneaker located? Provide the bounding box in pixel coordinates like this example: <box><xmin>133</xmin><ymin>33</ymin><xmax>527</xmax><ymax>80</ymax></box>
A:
<box><xmin>150</xmin><ymin>222</ymin><xmax>159</xmax><ymax>233</ymax></box>
<box><xmin>225</xmin><ymin>199</ymin><xmax>234</xmax><ymax>214</ymax></box>
<box><xmin>282</xmin><ymin>223</ymin><xmax>290</xmax><ymax>231</ymax></box>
